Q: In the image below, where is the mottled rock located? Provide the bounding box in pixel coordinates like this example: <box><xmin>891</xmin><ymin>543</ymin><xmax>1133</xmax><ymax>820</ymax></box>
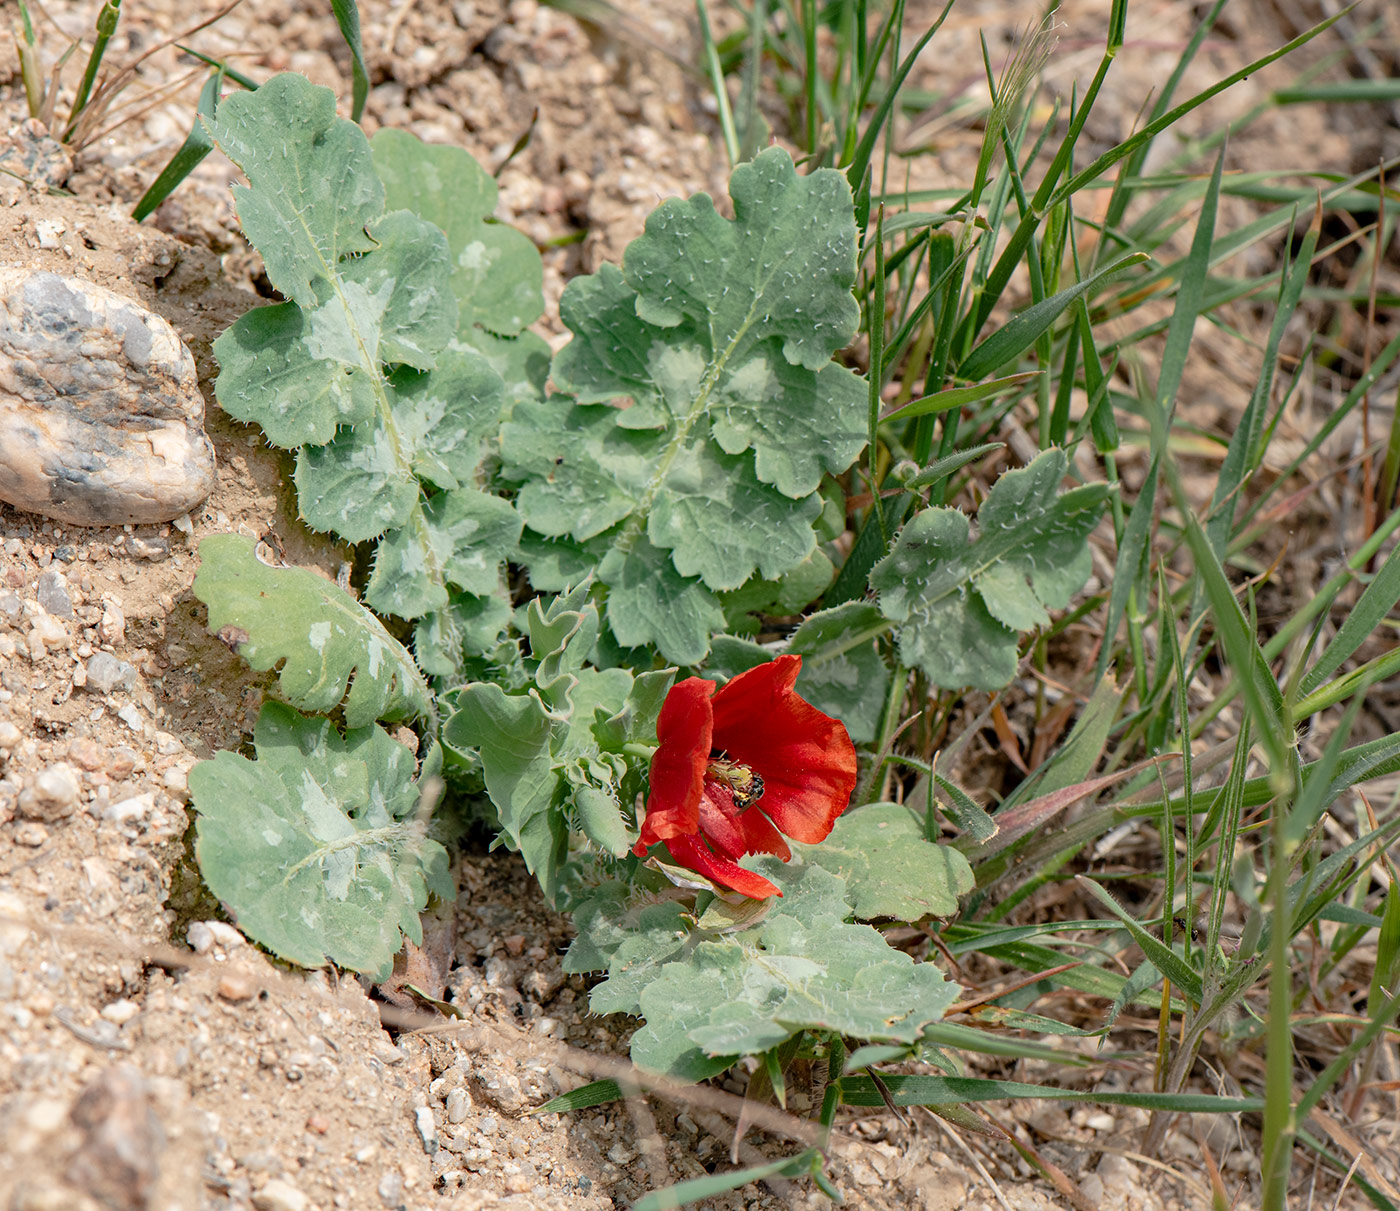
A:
<box><xmin>35</xmin><ymin>569</ymin><xmax>72</xmax><ymax>617</ymax></box>
<box><xmin>0</xmin><ymin>120</ymin><xmax>73</xmax><ymax>190</ymax></box>
<box><xmin>67</xmin><ymin>1065</ymin><xmax>165</xmax><ymax>1211</ymax></box>
<box><xmin>0</xmin><ymin>271</ymin><xmax>216</xmax><ymax>525</ymax></box>
<box><xmin>98</xmin><ymin>599</ymin><xmax>125</xmax><ymax>645</ymax></box>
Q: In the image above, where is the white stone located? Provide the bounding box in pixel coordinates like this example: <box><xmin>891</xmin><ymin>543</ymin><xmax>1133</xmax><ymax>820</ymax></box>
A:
<box><xmin>252</xmin><ymin>1179</ymin><xmax>308</xmax><ymax>1211</ymax></box>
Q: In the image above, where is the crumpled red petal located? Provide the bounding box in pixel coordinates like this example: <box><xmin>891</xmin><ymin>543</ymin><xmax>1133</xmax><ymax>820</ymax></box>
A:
<box><xmin>633</xmin><ymin>676</ymin><xmax>714</xmax><ymax>851</ymax></box>
<box><xmin>710</xmin><ymin>654</ymin><xmax>857</xmax><ymax>845</ymax></box>
<box><xmin>665</xmin><ymin>833</ymin><xmax>782</xmax><ymax>900</ymax></box>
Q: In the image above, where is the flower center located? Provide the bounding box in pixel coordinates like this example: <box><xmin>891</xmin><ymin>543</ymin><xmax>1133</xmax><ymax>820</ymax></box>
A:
<box><xmin>706</xmin><ymin>757</ymin><xmax>765</xmax><ymax>809</ymax></box>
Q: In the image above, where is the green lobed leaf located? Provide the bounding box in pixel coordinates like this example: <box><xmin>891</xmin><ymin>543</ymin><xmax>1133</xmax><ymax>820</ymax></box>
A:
<box><xmin>630</xmin><ymin>862</ymin><xmax>959</xmax><ymax>1079</ymax></box>
<box><xmin>442</xmin><ymin>591</ymin><xmax>636</xmax><ymax>902</ymax></box>
<box><xmin>371</xmin><ymin>129</ymin><xmax>544</xmax><ymax>340</ymax></box>
<box><xmin>371</xmin><ymin>128</ymin><xmax>551</xmax><ymax>408</ymax></box>
<box><xmin>412</xmin><ymin>590</ymin><xmax>513</xmax><ymax>681</ymax></box>
<box><xmin>363</xmin><ymin>489</ymin><xmax>522</xmax><ymax>618</ymax></box>
<box><xmin>500</xmin><ymin>148</ymin><xmax>867</xmax><ymax>662</ymax></box>
<box><xmin>787</xmin><ymin>601</ymin><xmax>890</xmax><ymax>744</ymax></box>
<box><xmin>192</xmin><ymin>535</ymin><xmax>430</xmax><ymax>727</ymax></box>
<box><xmin>189</xmin><ymin>701</ymin><xmax>449</xmax><ymax>981</ymax></box>
<box><xmin>798</xmin><ymin>803</ymin><xmax>973</xmax><ymax>921</ymax></box>
<box><xmin>871</xmin><ymin>449</ymin><xmax>1109</xmax><ymax>690</ymax></box>
<box><xmin>600</xmin><ymin>535</ymin><xmax>725</xmax><ymax>665</ymax></box>
<box><xmin>211</xmin><ymin>73</ymin><xmax>517</xmax><ymax>634</ymax></box>
<box><xmin>211</xmin><ymin>79</ymin><xmax>459</xmax><ymax>446</ymax></box>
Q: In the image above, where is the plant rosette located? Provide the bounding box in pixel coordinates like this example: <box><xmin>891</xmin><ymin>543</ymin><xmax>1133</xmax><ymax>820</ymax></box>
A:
<box><xmin>634</xmin><ymin>654</ymin><xmax>857</xmax><ymax>899</ymax></box>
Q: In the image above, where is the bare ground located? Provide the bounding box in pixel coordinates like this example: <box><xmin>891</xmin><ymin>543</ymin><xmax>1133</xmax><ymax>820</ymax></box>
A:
<box><xmin>0</xmin><ymin>0</ymin><xmax>1397</xmax><ymax>1208</ymax></box>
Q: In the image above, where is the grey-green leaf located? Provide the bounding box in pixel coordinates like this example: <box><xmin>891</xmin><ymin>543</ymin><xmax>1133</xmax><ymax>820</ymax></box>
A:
<box><xmin>798</xmin><ymin>803</ymin><xmax>974</xmax><ymax>920</ymax></box>
<box><xmin>190</xmin><ymin>701</ymin><xmax>448</xmax><ymax>981</ymax></box>
<box><xmin>193</xmin><ymin>534</ymin><xmax>430</xmax><ymax>726</ymax></box>
<box><xmin>371</xmin><ymin>128</ymin><xmax>544</xmax><ymax>340</ymax></box>
<box><xmin>364</xmin><ymin>490</ymin><xmax>522</xmax><ymax>618</ymax></box>
<box><xmin>788</xmin><ymin>602</ymin><xmax>890</xmax><ymax>744</ymax></box>
<box><xmin>871</xmin><ymin>449</ymin><xmax>1108</xmax><ymax>690</ymax></box>
<box><xmin>211</xmin><ymin>72</ymin><xmax>381</xmax><ymax>308</ymax></box>
<box><xmin>601</xmin><ymin>536</ymin><xmax>725</xmax><ymax>665</ymax></box>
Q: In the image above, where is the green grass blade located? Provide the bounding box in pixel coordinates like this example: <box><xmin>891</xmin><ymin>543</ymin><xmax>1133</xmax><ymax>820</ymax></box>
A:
<box><xmin>843</xmin><ymin>2</ymin><xmax>952</xmax><ymax>189</ymax></box>
<box><xmin>1274</xmin><ymin>79</ymin><xmax>1400</xmax><ymax>104</ymax></box>
<box><xmin>882</xmin><ymin>372</ymin><xmax>1039</xmax><ymax>422</ymax></box>
<box><xmin>133</xmin><ymin>69</ymin><xmax>224</xmax><ymax>222</ymax></box>
<box><xmin>1298</xmin><ymin>541</ymin><xmax>1400</xmax><ymax>696</ymax></box>
<box><xmin>634</xmin><ymin>1152</ymin><xmax>814</xmax><ymax>1211</ymax></box>
<box><xmin>1182</xmin><ymin>513</ymin><xmax>1292</xmax><ymax>791</ymax></box>
<box><xmin>957</xmin><ymin>253</ymin><xmax>1146</xmax><ymax>381</ymax></box>
<box><xmin>697</xmin><ymin>0</ymin><xmax>739</xmax><ymax>165</ymax></box>
<box><xmin>1050</xmin><ymin>9</ymin><xmax>1349</xmax><ymax>214</ymax></box>
<box><xmin>904</xmin><ymin>442</ymin><xmax>1003</xmax><ymax>492</ymax></box>
<box><xmin>175</xmin><ymin>45</ymin><xmax>260</xmax><ymax>91</ymax></box>
<box><xmin>532</xmin><ymin>1079</ymin><xmax>622</xmax><ymax>1114</ymax></box>
<box><xmin>65</xmin><ymin>0</ymin><xmax>122</xmax><ymax>138</ymax></box>
<box><xmin>1205</xmin><ymin>212</ymin><xmax>1318</xmax><ymax>554</ymax></box>
<box><xmin>1293</xmin><ymin>648</ymin><xmax>1400</xmax><ymax>722</ymax></box>
<box><xmin>328</xmin><ymin>0</ymin><xmax>369</xmax><ymax>123</ymax></box>
<box><xmin>1077</xmin><ymin>876</ymin><xmax>1204</xmax><ymax>1002</ymax></box>
<box><xmin>838</xmin><ymin>1074</ymin><xmax>1262</xmax><ymax>1113</ymax></box>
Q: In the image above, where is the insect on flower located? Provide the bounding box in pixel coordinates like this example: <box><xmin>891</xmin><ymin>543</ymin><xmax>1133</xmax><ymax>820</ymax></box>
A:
<box><xmin>633</xmin><ymin>655</ymin><xmax>857</xmax><ymax>900</ymax></box>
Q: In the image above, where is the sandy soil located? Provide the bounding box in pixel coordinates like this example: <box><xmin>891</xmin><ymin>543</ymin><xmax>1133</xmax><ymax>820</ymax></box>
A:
<box><xmin>0</xmin><ymin>0</ymin><xmax>1396</xmax><ymax>1208</ymax></box>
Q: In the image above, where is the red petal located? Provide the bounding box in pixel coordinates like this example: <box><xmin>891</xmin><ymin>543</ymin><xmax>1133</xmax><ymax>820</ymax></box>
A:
<box><xmin>711</xmin><ymin>654</ymin><xmax>857</xmax><ymax>844</ymax></box>
<box><xmin>737</xmin><ymin>806</ymin><xmax>792</xmax><ymax>861</ymax></box>
<box><xmin>665</xmin><ymin>833</ymin><xmax>782</xmax><ymax>899</ymax></box>
<box><xmin>695</xmin><ymin>782</ymin><xmax>749</xmax><ymax>859</ymax></box>
<box><xmin>636</xmin><ymin>677</ymin><xmax>714</xmax><ymax>847</ymax></box>
<box><xmin>695</xmin><ymin>781</ymin><xmax>793</xmax><ymax>862</ymax></box>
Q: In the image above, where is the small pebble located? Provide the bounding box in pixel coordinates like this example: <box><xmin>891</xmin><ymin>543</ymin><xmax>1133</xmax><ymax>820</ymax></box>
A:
<box><xmin>478</xmin><ymin>1116</ymin><xmax>498</xmax><ymax>1134</ymax></box>
<box><xmin>98</xmin><ymin>600</ymin><xmax>125</xmax><ymax>645</ymax></box>
<box><xmin>252</xmin><ymin>1179</ymin><xmax>309</xmax><ymax>1211</ymax></box>
<box><xmin>203</xmin><ymin>920</ymin><xmax>245</xmax><ymax>949</ymax></box>
<box><xmin>104</xmin><ymin>792</ymin><xmax>153</xmax><ymax>825</ymax></box>
<box><xmin>218</xmin><ymin>972</ymin><xmax>257</xmax><ymax>1002</ymax></box>
<box><xmin>85</xmin><ymin>652</ymin><xmax>136</xmax><ymax>695</ymax></box>
<box><xmin>0</xmin><ymin>720</ymin><xmax>21</xmax><ymax>748</ymax></box>
<box><xmin>13</xmin><ymin>821</ymin><xmax>47</xmax><ymax>846</ymax></box>
<box><xmin>502</xmin><ymin>934</ymin><xmax>526</xmax><ymax>957</ymax></box>
<box><xmin>107</xmin><ymin>746</ymin><xmax>138</xmax><ymax>779</ymax></box>
<box><xmin>35</xmin><ymin>570</ymin><xmax>72</xmax><ymax>617</ymax></box>
<box><xmin>116</xmin><ymin>703</ymin><xmax>143</xmax><ymax>732</ymax></box>
<box><xmin>17</xmin><ymin>763</ymin><xmax>80</xmax><ymax>820</ymax></box>
<box><xmin>187</xmin><ymin>922</ymin><xmax>215</xmax><ymax>955</ymax></box>
<box><xmin>607</xmin><ymin>1143</ymin><xmax>637</xmax><ymax>1165</ymax></box>
<box><xmin>305</xmin><ymin>1114</ymin><xmax>329</xmax><ymax>1135</ymax></box>
<box><xmin>100</xmin><ymin>999</ymin><xmax>140</xmax><ymax>1025</ymax></box>
<box><xmin>445</xmin><ymin>1087</ymin><xmax>471</xmax><ymax>1123</ymax></box>
<box><xmin>67</xmin><ymin>737</ymin><xmax>106</xmax><ymax>770</ymax></box>
<box><xmin>377</xmin><ymin>1173</ymin><xmax>405</xmax><ymax>1207</ymax></box>
<box><xmin>27</xmin><ymin>614</ymin><xmax>69</xmax><ymax>660</ymax></box>
<box><xmin>126</xmin><ymin>535</ymin><xmax>170</xmax><ymax>561</ymax></box>
<box><xmin>414</xmin><ymin>1105</ymin><xmax>438</xmax><ymax>1155</ymax></box>
<box><xmin>0</xmin><ymin>592</ymin><xmax>21</xmax><ymax>621</ymax></box>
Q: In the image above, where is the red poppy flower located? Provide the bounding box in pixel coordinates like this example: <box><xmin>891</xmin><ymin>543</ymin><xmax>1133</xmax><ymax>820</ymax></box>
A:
<box><xmin>633</xmin><ymin>655</ymin><xmax>858</xmax><ymax>899</ymax></box>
